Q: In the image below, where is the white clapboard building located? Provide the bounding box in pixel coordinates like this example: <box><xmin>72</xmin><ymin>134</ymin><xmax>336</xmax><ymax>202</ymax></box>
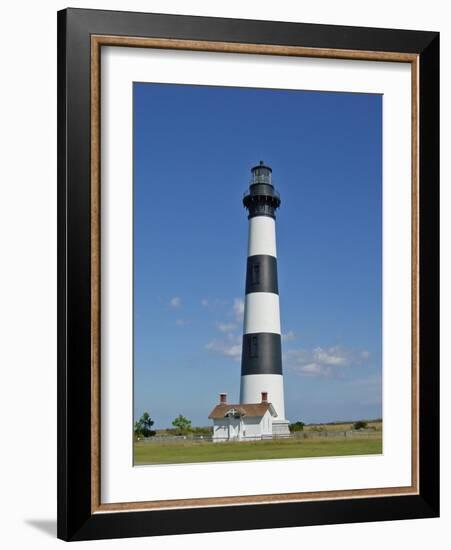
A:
<box><xmin>209</xmin><ymin>392</ymin><xmax>278</xmax><ymax>441</ymax></box>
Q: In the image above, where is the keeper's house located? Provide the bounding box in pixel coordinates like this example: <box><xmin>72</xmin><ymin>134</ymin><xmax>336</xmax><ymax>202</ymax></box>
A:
<box><xmin>208</xmin><ymin>392</ymin><xmax>277</xmax><ymax>441</ymax></box>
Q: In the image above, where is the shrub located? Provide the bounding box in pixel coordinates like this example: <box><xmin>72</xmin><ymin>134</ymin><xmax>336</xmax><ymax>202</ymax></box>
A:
<box><xmin>353</xmin><ymin>420</ymin><xmax>368</xmax><ymax>430</ymax></box>
<box><xmin>289</xmin><ymin>421</ymin><xmax>305</xmax><ymax>432</ymax></box>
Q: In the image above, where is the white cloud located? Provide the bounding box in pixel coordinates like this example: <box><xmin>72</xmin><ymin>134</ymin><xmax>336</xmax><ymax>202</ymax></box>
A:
<box><xmin>203</xmin><ymin>298</ymin><xmax>245</xmax><ymax>361</ymax></box>
<box><xmin>170</xmin><ymin>296</ymin><xmax>181</xmax><ymax>308</ymax></box>
<box><xmin>233</xmin><ymin>298</ymin><xmax>245</xmax><ymax>322</ymax></box>
<box><xmin>297</xmin><ymin>363</ymin><xmax>333</xmax><ymax>378</ymax></box>
<box><xmin>314</xmin><ymin>347</ymin><xmax>347</xmax><ymax>366</ymax></box>
<box><xmin>201</xmin><ymin>299</ymin><xmax>209</xmax><ymax>307</ymax></box>
<box><xmin>175</xmin><ymin>319</ymin><xmax>189</xmax><ymax>326</ymax></box>
<box><xmin>205</xmin><ymin>336</ymin><xmax>242</xmax><ymax>362</ymax></box>
<box><xmin>281</xmin><ymin>330</ymin><xmax>296</xmax><ymax>342</ymax></box>
<box><xmin>217</xmin><ymin>322</ymin><xmax>237</xmax><ymax>333</ymax></box>
<box><xmin>284</xmin><ymin>346</ymin><xmax>370</xmax><ymax>379</ymax></box>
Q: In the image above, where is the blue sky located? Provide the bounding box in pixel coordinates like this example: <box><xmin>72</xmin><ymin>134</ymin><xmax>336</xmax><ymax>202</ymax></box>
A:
<box><xmin>133</xmin><ymin>82</ymin><xmax>382</xmax><ymax>428</ymax></box>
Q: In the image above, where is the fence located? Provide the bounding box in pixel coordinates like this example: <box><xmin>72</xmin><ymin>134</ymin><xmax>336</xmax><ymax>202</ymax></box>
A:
<box><xmin>137</xmin><ymin>429</ymin><xmax>380</xmax><ymax>444</ymax></box>
<box><xmin>290</xmin><ymin>429</ymin><xmax>380</xmax><ymax>440</ymax></box>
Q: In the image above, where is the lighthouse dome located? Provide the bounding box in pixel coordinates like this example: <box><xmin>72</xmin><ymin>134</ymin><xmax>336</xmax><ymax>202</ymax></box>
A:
<box><xmin>243</xmin><ymin>161</ymin><xmax>280</xmax><ymax>219</ymax></box>
<box><xmin>251</xmin><ymin>160</ymin><xmax>273</xmax><ymax>185</ymax></box>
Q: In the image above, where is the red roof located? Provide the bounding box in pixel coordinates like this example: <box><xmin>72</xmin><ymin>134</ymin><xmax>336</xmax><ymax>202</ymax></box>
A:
<box><xmin>208</xmin><ymin>402</ymin><xmax>277</xmax><ymax>419</ymax></box>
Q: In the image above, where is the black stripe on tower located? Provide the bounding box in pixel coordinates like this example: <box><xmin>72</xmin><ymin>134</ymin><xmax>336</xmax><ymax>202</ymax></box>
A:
<box><xmin>245</xmin><ymin>255</ymin><xmax>279</xmax><ymax>295</ymax></box>
<box><xmin>241</xmin><ymin>333</ymin><xmax>282</xmax><ymax>375</ymax></box>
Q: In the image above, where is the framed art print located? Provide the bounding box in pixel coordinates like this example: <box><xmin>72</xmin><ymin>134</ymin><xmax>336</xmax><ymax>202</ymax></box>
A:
<box><xmin>57</xmin><ymin>8</ymin><xmax>439</xmax><ymax>541</ymax></box>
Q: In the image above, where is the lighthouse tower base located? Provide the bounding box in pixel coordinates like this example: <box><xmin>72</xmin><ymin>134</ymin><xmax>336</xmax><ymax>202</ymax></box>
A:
<box><xmin>240</xmin><ymin>374</ymin><xmax>290</xmax><ymax>438</ymax></box>
<box><xmin>271</xmin><ymin>419</ymin><xmax>290</xmax><ymax>437</ymax></box>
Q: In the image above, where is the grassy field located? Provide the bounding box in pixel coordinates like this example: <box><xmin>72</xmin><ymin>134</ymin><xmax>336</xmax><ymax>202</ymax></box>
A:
<box><xmin>305</xmin><ymin>421</ymin><xmax>382</xmax><ymax>432</ymax></box>
<box><xmin>134</xmin><ymin>434</ymin><xmax>382</xmax><ymax>465</ymax></box>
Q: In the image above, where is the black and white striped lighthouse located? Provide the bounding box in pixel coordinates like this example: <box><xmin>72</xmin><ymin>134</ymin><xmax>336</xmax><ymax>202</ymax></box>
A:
<box><xmin>240</xmin><ymin>161</ymin><xmax>290</xmax><ymax>436</ymax></box>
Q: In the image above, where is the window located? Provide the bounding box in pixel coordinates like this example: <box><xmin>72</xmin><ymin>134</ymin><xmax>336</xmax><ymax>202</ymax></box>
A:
<box><xmin>249</xmin><ymin>335</ymin><xmax>258</xmax><ymax>358</ymax></box>
<box><xmin>251</xmin><ymin>263</ymin><xmax>260</xmax><ymax>285</ymax></box>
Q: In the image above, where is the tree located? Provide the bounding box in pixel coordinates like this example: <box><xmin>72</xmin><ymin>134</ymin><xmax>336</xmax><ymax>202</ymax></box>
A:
<box><xmin>134</xmin><ymin>412</ymin><xmax>156</xmax><ymax>438</ymax></box>
<box><xmin>172</xmin><ymin>414</ymin><xmax>192</xmax><ymax>435</ymax></box>
<box><xmin>353</xmin><ymin>420</ymin><xmax>368</xmax><ymax>430</ymax></box>
<box><xmin>140</xmin><ymin>412</ymin><xmax>154</xmax><ymax>434</ymax></box>
<box><xmin>134</xmin><ymin>421</ymin><xmax>143</xmax><ymax>440</ymax></box>
<box><xmin>289</xmin><ymin>421</ymin><xmax>305</xmax><ymax>433</ymax></box>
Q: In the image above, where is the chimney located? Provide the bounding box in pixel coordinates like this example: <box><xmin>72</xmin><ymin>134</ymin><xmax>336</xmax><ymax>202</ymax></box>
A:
<box><xmin>219</xmin><ymin>393</ymin><xmax>227</xmax><ymax>404</ymax></box>
<box><xmin>261</xmin><ymin>391</ymin><xmax>268</xmax><ymax>403</ymax></box>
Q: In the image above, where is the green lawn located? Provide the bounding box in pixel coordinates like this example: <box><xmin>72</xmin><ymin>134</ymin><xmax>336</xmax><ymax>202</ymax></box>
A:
<box><xmin>134</xmin><ymin>435</ymin><xmax>382</xmax><ymax>465</ymax></box>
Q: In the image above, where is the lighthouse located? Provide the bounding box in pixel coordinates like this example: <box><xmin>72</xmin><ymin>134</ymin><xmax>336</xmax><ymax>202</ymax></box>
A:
<box><xmin>239</xmin><ymin>161</ymin><xmax>290</xmax><ymax>436</ymax></box>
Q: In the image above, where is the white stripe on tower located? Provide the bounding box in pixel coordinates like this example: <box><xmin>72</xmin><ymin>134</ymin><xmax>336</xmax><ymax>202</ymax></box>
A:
<box><xmin>240</xmin><ymin>374</ymin><xmax>286</xmax><ymax>424</ymax></box>
<box><xmin>244</xmin><ymin>293</ymin><xmax>281</xmax><ymax>334</ymax></box>
<box><xmin>239</xmin><ymin>162</ymin><xmax>289</xmax><ymax>433</ymax></box>
<box><xmin>247</xmin><ymin>217</ymin><xmax>277</xmax><ymax>257</ymax></box>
